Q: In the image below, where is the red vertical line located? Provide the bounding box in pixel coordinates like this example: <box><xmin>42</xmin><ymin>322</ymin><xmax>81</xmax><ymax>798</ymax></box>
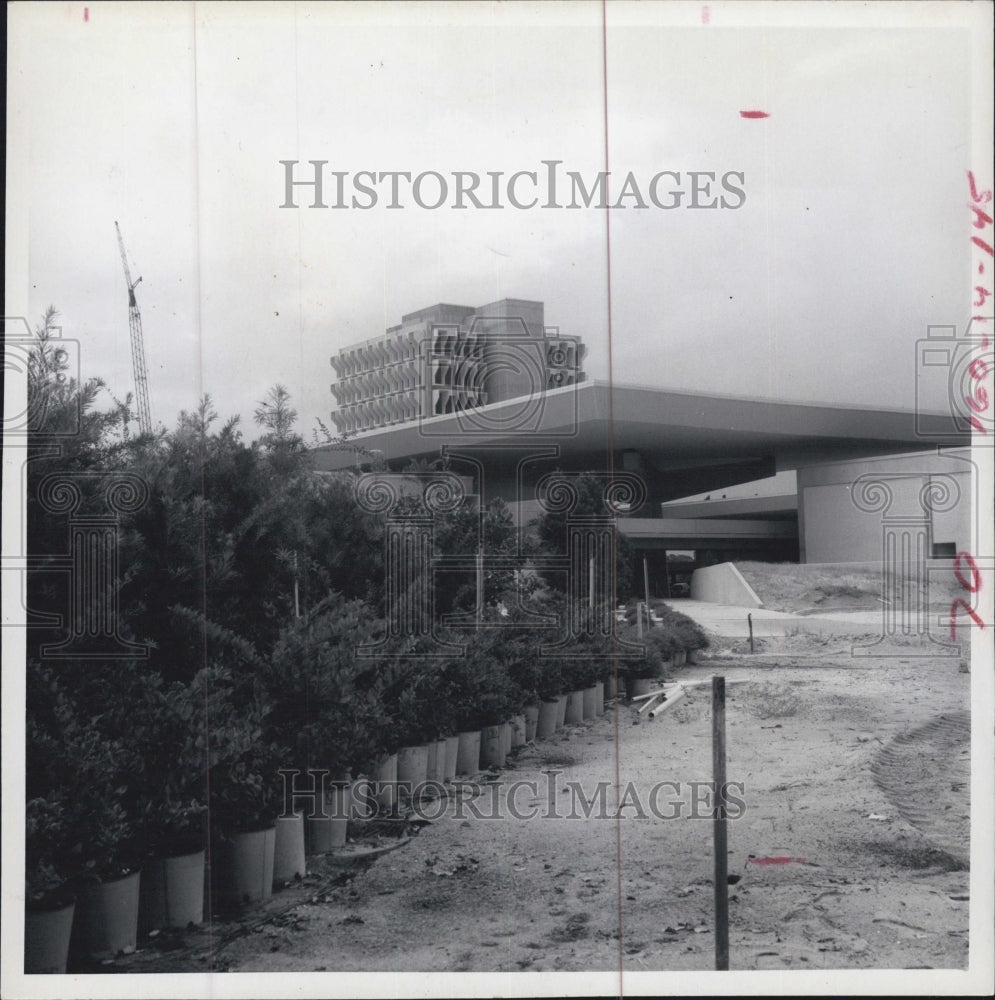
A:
<box><xmin>601</xmin><ymin>3</ymin><xmax>624</xmax><ymax>992</ymax></box>
<box><xmin>188</xmin><ymin>8</ymin><xmax>215</xmax><ymax>951</ymax></box>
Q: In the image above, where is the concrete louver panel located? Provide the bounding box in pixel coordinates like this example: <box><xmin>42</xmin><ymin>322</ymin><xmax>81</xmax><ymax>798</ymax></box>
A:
<box><xmin>451</xmin><ymin>353</ymin><xmax>481</xmax><ymax>392</ymax></box>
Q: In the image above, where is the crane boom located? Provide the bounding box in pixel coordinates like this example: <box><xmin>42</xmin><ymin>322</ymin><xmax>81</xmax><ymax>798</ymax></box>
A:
<box><xmin>114</xmin><ymin>221</ymin><xmax>152</xmax><ymax>436</ymax></box>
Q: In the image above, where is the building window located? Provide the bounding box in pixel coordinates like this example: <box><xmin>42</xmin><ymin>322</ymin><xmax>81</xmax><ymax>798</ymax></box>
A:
<box><xmin>932</xmin><ymin>542</ymin><xmax>956</xmax><ymax>559</ymax></box>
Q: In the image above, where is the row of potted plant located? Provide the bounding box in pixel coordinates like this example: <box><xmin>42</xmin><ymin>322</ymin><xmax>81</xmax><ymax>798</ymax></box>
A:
<box><xmin>25</xmin><ymin>594</ymin><xmax>707</xmax><ymax>973</ymax></box>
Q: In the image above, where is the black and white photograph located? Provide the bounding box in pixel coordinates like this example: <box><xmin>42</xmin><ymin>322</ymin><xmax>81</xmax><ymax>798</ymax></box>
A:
<box><xmin>3</xmin><ymin>1</ymin><xmax>994</xmax><ymax>996</ymax></box>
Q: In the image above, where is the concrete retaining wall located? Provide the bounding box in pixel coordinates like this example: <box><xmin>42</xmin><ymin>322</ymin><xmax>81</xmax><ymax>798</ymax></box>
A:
<box><xmin>690</xmin><ymin>562</ymin><xmax>763</xmax><ymax>607</ymax></box>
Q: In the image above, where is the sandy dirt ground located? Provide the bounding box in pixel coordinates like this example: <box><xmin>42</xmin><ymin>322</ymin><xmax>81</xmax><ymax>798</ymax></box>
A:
<box><xmin>122</xmin><ymin>630</ymin><xmax>972</xmax><ymax>976</ymax></box>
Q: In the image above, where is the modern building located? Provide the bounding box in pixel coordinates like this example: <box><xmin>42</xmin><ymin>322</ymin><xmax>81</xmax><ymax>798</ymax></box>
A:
<box><xmin>330</xmin><ymin>299</ymin><xmax>585</xmax><ymax>435</ymax></box>
<box><xmin>318</xmin><ymin>299</ymin><xmax>974</xmax><ymax>591</ymax></box>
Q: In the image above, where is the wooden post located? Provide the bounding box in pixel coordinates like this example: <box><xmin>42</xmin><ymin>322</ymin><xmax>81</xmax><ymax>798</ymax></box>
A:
<box><xmin>636</xmin><ymin>602</ymin><xmax>643</xmax><ymax>639</ymax></box>
<box><xmin>747</xmin><ymin>613</ymin><xmax>754</xmax><ymax>654</ymax></box>
<box><xmin>643</xmin><ymin>556</ymin><xmax>651</xmax><ymax>621</ymax></box>
<box><xmin>712</xmin><ymin>676</ymin><xmax>729</xmax><ymax>971</ymax></box>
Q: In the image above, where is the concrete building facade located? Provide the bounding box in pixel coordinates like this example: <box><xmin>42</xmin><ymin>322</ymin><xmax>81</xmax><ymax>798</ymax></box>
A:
<box><xmin>330</xmin><ymin>299</ymin><xmax>585</xmax><ymax>435</ymax></box>
<box><xmin>318</xmin><ymin>298</ymin><xmax>973</xmax><ymax>586</ymax></box>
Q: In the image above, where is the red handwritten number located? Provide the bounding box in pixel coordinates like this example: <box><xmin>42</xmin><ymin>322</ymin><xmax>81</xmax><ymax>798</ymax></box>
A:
<box><xmin>954</xmin><ymin>552</ymin><xmax>982</xmax><ymax>593</ymax></box>
<box><xmin>966</xmin><ymin>386</ymin><xmax>989</xmax><ymax>414</ymax></box>
<box><xmin>968</xmin><ymin>357</ymin><xmax>989</xmax><ymax>381</ymax></box>
<box><xmin>949</xmin><ymin>552</ymin><xmax>985</xmax><ymax>640</ymax></box>
<box><xmin>949</xmin><ymin>599</ymin><xmax>985</xmax><ymax>641</ymax></box>
<box><xmin>968</xmin><ymin>170</ymin><xmax>993</xmax><ymax>204</ymax></box>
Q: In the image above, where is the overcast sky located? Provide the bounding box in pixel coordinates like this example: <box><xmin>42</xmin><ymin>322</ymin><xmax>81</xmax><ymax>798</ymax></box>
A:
<box><xmin>8</xmin><ymin>2</ymin><xmax>991</xmax><ymax>439</ymax></box>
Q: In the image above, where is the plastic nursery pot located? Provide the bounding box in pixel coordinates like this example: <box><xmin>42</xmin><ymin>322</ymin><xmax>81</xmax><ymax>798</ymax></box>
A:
<box><xmin>510</xmin><ymin>714</ymin><xmax>527</xmax><ymax>748</ymax></box>
<box><xmin>536</xmin><ymin>700</ymin><xmax>558</xmax><ymax>740</ymax></box>
<box><xmin>564</xmin><ymin>690</ymin><xmax>585</xmax><ymax>725</ymax></box>
<box><xmin>138</xmin><ymin>850</ymin><xmax>204</xmax><ymax>933</ymax></box>
<box><xmin>595</xmin><ymin>681</ymin><xmax>605</xmax><ymax>715</ymax></box>
<box><xmin>71</xmin><ymin>870</ymin><xmax>141</xmax><ymax>961</ymax></box>
<box><xmin>376</xmin><ymin>754</ymin><xmax>398</xmax><ymax>813</ymax></box>
<box><xmin>455</xmin><ymin>730</ymin><xmax>481</xmax><ymax>776</ymax></box>
<box><xmin>396</xmin><ymin>745</ymin><xmax>429</xmax><ymax>799</ymax></box>
<box><xmin>443</xmin><ymin>736</ymin><xmax>459</xmax><ymax>782</ymax></box>
<box><xmin>428</xmin><ymin>738</ymin><xmax>448</xmax><ymax>784</ymax></box>
<box><xmin>555</xmin><ymin>694</ymin><xmax>568</xmax><ymax>729</ymax></box>
<box><xmin>523</xmin><ymin>704</ymin><xmax>540</xmax><ymax>742</ymax></box>
<box><xmin>24</xmin><ymin>897</ymin><xmax>75</xmax><ymax>974</ymax></box>
<box><xmin>273</xmin><ymin>814</ymin><xmax>306</xmax><ymax>887</ymax></box>
<box><xmin>221</xmin><ymin>827</ymin><xmax>275</xmax><ymax>905</ymax></box>
<box><xmin>582</xmin><ymin>686</ymin><xmax>598</xmax><ymax>720</ymax></box>
<box><xmin>479</xmin><ymin>724</ymin><xmax>506</xmax><ymax>769</ymax></box>
<box><xmin>422</xmin><ymin>741</ymin><xmax>437</xmax><ymax>786</ymax></box>
<box><xmin>307</xmin><ymin>781</ymin><xmax>351</xmax><ymax>854</ymax></box>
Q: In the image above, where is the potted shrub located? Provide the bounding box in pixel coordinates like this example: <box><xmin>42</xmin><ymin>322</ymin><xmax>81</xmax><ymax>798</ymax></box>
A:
<box><xmin>68</xmin><ymin>798</ymin><xmax>142</xmax><ymax>964</ymax></box>
<box><xmin>122</xmin><ymin>676</ymin><xmax>209</xmax><ymax>933</ymax></box>
<box><xmin>439</xmin><ymin>629</ymin><xmax>520</xmax><ymax>771</ymax></box>
<box><xmin>136</xmin><ymin>797</ymin><xmax>206</xmax><ymax>934</ymax></box>
<box><xmin>507</xmin><ymin>657</ymin><xmax>548</xmax><ymax>741</ymax></box>
<box><xmin>26</xmin><ymin>665</ymin><xmax>142</xmax><ymax>964</ymax></box>
<box><xmin>200</xmin><ymin>668</ymin><xmax>284</xmax><ymax>907</ymax></box>
<box><xmin>25</xmin><ymin>795</ymin><xmax>76</xmax><ymax>974</ymax></box>
<box><xmin>268</xmin><ymin>599</ymin><xmax>395</xmax><ymax>828</ymax></box>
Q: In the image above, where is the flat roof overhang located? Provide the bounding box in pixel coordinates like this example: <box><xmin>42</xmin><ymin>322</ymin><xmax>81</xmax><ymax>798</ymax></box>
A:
<box><xmin>659</xmin><ymin>493</ymin><xmax>799</xmax><ymax>520</ymax></box>
<box><xmin>618</xmin><ymin>517</ymin><xmax>797</xmax><ymax>550</ymax></box>
<box><xmin>315</xmin><ymin>380</ymin><xmax>967</xmax><ymax>476</ymax></box>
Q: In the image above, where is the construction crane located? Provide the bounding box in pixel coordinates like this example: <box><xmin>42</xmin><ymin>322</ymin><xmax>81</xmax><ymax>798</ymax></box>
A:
<box><xmin>114</xmin><ymin>221</ymin><xmax>153</xmax><ymax>436</ymax></box>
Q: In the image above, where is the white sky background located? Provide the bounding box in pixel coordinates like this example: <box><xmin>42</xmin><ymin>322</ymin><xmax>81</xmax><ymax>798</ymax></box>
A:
<box><xmin>8</xmin><ymin>1</ymin><xmax>986</xmax><ymax>439</ymax></box>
